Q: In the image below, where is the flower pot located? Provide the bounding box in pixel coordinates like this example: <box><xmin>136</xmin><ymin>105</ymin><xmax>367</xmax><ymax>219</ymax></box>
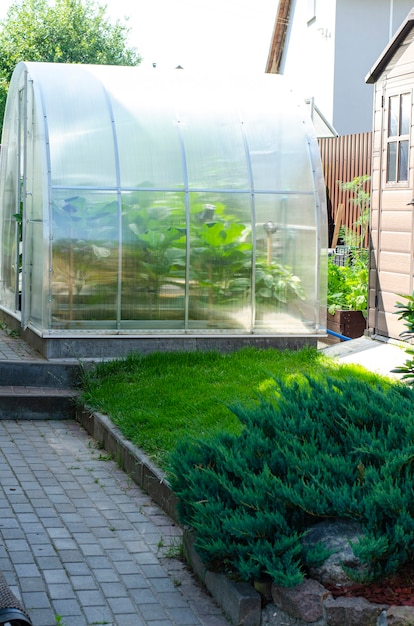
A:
<box><xmin>327</xmin><ymin>309</ymin><xmax>366</xmax><ymax>339</ymax></box>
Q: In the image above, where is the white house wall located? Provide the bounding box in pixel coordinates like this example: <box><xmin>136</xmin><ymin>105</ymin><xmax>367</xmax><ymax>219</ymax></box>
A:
<box><xmin>280</xmin><ymin>0</ymin><xmax>336</xmax><ymax>123</ymax></box>
<box><xmin>334</xmin><ymin>0</ymin><xmax>413</xmax><ymax>134</ymax></box>
<box><xmin>279</xmin><ymin>0</ymin><xmax>413</xmax><ymax>135</ymax></box>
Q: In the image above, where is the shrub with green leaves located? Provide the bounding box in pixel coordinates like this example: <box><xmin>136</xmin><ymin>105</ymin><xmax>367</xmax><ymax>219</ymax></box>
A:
<box><xmin>393</xmin><ymin>291</ymin><xmax>414</xmax><ymax>385</ymax></box>
<box><xmin>168</xmin><ymin>375</ymin><xmax>414</xmax><ymax>586</ymax></box>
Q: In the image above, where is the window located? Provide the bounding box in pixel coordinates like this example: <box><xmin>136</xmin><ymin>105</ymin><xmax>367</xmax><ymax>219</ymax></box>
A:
<box><xmin>387</xmin><ymin>93</ymin><xmax>410</xmax><ymax>183</ymax></box>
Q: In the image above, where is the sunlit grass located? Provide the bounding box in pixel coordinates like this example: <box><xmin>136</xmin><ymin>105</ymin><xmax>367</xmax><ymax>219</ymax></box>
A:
<box><xmin>80</xmin><ymin>346</ymin><xmax>394</xmax><ymax>468</ymax></box>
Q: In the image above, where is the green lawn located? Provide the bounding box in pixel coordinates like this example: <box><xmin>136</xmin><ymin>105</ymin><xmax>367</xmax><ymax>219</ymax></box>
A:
<box><xmin>80</xmin><ymin>346</ymin><xmax>393</xmax><ymax>468</ymax></box>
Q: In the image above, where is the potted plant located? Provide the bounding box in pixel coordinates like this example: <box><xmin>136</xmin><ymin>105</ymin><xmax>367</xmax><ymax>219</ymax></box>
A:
<box><xmin>327</xmin><ymin>250</ymin><xmax>368</xmax><ymax>338</ymax></box>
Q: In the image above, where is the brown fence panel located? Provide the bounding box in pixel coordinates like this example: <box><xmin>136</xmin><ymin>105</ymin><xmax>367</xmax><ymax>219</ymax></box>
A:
<box><xmin>318</xmin><ymin>132</ymin><xmax>372</xmax><ymax>247</ymax></box>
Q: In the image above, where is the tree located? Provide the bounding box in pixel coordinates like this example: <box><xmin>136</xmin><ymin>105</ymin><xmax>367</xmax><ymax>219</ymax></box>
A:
<box><xmin>0</xmin><ymin>0</ymin><xmax>141</xmax><ymax>133</ymax></box>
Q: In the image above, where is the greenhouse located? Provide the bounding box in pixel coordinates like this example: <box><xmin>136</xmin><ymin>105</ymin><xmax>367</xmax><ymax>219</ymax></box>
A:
<box><xmin>0</xmin><ymin>62</ymin><xmax>327</xmax><ymax>358</ymax></box>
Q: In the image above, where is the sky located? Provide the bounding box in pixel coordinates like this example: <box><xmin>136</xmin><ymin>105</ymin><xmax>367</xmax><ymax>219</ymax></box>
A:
<box><xmin>0</xmin><ymin>0</ymin><xmax>278</xmax><ymax>75</ymax></box>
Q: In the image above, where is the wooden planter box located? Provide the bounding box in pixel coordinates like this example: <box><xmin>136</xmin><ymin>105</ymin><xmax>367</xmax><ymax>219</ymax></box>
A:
<box><xmin>327</xmin><ymin>309</ymin><xmax>366</xmax><ymax>339</ymax></box>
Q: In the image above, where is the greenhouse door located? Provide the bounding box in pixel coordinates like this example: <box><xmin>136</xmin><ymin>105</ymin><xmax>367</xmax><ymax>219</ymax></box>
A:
<box><xmin>18</xmin><ymin>82</ymin><xmax>33</xmax><ymax>329</ymax></box>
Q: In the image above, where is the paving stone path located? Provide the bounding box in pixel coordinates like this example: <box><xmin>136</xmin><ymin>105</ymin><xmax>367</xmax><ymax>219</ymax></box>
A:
<box><xmin>0</xmin><ymin>419</ymin><xmax>230</xmax><ymax>626</ymax></box>
<box><xmin>0</xmin><ymin>325</ymin><xmax>44</xmax><ymax>360</ymax></box>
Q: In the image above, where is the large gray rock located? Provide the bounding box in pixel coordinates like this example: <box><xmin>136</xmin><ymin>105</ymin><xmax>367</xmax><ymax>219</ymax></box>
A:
<box><xmin>386</xmin><ymin>606</ymin><xmax>414</xmax><ymax>626</ymax></box>
<box><xmin>271</xmin><ymin>578</ymin><xmax>330</xmax><ymax>623</ymax></box>
<box><xmin>324</xmin><ymin>596</ymin><xmax>387</xmax><ymax>626</ymax></box>
<box><xmin>261</xmin><ymin>603</ymin><xmax>327</xmax><ymax>626</ymax></box>
<box><xmin>302</xmin><ymin>519</ymin><xmax>366</xmax><ymax>586</ymax></box>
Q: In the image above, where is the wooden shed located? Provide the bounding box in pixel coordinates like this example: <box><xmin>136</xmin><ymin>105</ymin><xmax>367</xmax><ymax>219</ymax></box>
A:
<box><xmin>366</xmin><ymin>8</ymin><xmax>414</xmax><ymax>340</ymax></box>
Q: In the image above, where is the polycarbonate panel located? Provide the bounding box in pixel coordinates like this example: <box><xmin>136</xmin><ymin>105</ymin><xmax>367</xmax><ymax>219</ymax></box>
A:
<box><xmin>121</xmin><ymin>191</ymin><xmax>186</xmax><ymax>325</ymax></box>
<box><xmin>104</xmin><ymin>70</ymin><xmax>184</xmax><ymax>189</ymax></box>
<box><xmin>188</xmin><ymin>193</ymin><xmax>252</xmax><ymax>330</ymax></box>
<box><xmin>24</xmin><ymin>89</ymin><xmax>46</xmax><ymax>327</ymax></box>
<box><xmin>0</xmin><ymin>63</ymin><xmax>326</xmax><ymax>337</ymax></box>
<box><xmin>239</xmin><ymin>80</ymin><xmax>314</xmax><ymax>192</ymax></box>
<box><xmin>254</xmin><ymin>192</ymin><xmax>317</xmax><ymax>241</ymax></box>
<box><xmin>254</xmin><ymin>193</ymin><xmax>317</xmax><ymax>331</ymax></box>
<box><xmin>177</xmin><ymin>79</ymin><xmax>250</xmax><ymax>190</ymax></box>
<box><xmin>33</xmin><ymin>64</ymin><xmax>117</xmax><ymax>188</ymax></box>
<box><xmin>0</xmin><ymin>82</ymin><xmax>20</xmax><ymax>313</ymax></box>
<box><xmin>26</xmin><ymin>222</ymin><xmax>45</xmax><ymax>327</ymax></box>
<box><xmin>51</xmin><ymin>191</ymin><xmax>119</xmax><ymax>326</ymax></box>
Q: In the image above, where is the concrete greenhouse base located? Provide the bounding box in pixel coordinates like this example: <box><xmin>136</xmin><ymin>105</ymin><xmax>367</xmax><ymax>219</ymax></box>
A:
<box><xmin>0</xmin><ymin>308</ymin><xmax>321</xmax><ymax>359</ymax></box>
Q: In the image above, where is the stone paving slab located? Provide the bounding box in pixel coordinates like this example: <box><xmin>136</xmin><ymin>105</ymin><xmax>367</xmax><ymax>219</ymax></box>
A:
<box><xmin>0</xmin><ymin>420</ymin><xmax>230</xmax><ymax>626</ymax></box>
<box><xmin>320</xmin><ymin>335</ymin><xmax>408</xmax><ymax>379</ymax></box>
<box><xmin>0</xmin><ymin>326</ymin><xmax>44</xmax><ymax>361</ymax></box>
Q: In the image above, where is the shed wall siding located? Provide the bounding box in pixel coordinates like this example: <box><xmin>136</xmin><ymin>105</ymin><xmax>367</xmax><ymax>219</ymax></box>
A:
<box><xmin>380</xmin><ymin>231</ymin><xmax>412</xmax><ymax>251</ymax></box>
<box><xmin>369</xmin><ymin>32</ymin><xmax>414</xmax><ymax>340</ymax></box>
<box><xmin>379</xmin><ymin>251</ymin><xmax>411</xmax><ymax>273</ymax></box>
<box><xmin>376</xmin><ymin>311</ymin><xmax>405</xmax><ymax>338</ymax></box>
<box><xmin>378</xmin><ymin>208</ymin><xmax>412</xmax><ymax>228</ymax></box>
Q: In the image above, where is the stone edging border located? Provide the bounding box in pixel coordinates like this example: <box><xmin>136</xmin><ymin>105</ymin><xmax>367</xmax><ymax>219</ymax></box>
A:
<box><xmin>75</xmin><ymin>406</ymin><xmax>414</xmax><ymax>626</ymax></box>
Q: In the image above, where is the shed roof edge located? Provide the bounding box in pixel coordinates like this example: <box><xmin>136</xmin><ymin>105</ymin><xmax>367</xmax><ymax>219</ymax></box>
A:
<box><xmin>365</xmin><ymin>8</ymin><xmax>414</xmax><ymax>84</ymax></box>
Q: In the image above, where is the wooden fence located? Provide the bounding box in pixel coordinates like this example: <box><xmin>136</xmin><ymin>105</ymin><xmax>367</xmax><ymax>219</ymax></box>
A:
<box><xmin>318</xmin><ymin>132</ymin><xmax>372</xmax><ymax>248</ymax></box>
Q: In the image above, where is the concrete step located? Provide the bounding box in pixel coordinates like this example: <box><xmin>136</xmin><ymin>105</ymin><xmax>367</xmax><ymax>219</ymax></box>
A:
<box><xmin>0</xmin><ymin>362</ymin><xmax>82</xmax><ymax>419</ymax></box>
<box><xmin>0</xmin><ymin>361</ymin><xmax>81</xmax><ymax>388</ymax></box>
<box><xmin>0</xmin><ymin>386</ymin><xmax>79</xmax><ymax>419</ymax></box>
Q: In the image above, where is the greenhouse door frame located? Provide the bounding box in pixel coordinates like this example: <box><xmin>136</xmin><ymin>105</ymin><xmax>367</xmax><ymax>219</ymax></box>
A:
<box><xmin>17</xmin><ymin>70</ymin><xmax>36</xmax><ymax>330</ymax></box>
<box><xmin>15</xmin><ymin>85</ymin><xmax>26</xmax><ymax>318</ymax></box>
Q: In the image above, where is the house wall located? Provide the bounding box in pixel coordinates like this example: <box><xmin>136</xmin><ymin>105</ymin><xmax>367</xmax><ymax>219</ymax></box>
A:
<box><xmin>280</xmin><ymin>0</ymin><xmax>336</xmax><ymax>121</ymax></box>
<box><xmin>369</xmin><ymin>28</ymin><xmax>414</xmax><ymax>340</ymax></box>
<box><xmin>279</xmin><ymin>0</ymin><xmax>413</xmax><ymax>135</ymax></box>
<box><xmin>334</xmin><ymin>0</ymin><xmax>386</xmax><ymax>135</ymax></box>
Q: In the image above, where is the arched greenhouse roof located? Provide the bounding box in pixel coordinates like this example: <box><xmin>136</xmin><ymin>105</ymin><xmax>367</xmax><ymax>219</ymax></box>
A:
<box><xmin>0</xmin><ymin>62</ymin><xmax>327</xmax><ymax>357</ymax></box>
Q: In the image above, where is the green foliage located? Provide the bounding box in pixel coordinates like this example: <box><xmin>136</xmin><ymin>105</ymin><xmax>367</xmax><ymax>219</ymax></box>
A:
<box><xmin>255</xmin><ymin>261</ymin><xmax>305</xmax><ymax>305</ymax></box>
<box><xmin>189</xmin><ymin>200</ymin><xmax>251</xmax><ymax>304</ymax></box>
<box><xmin>392</xmin><ymin>291</ymin><xmax>414</xmax><ymax>384</ymax></box>
<box><xmin>53</xmin><ymin>191</ymin><xmax>305</xmax><ymax>321</ymax></box>
<box><xmin>168</xmin><ymin>375</ymin><xmax>414</xmax><ymax>586</ymax></box>
<box><xmin>302</xmin><ymin>543</ymin><xmax>333</xmax><ymax>570</ymax></box>
<box><xmin>338</xmin><ymin>175</ymin><xmax>371</xmax><ymax>249</ymax></box>
<box><xmin>327</xmin><ymin>175</ymin><xmax>370</xmax><ymax>314</ymax></box>
<box><xmin>328</xmin><ymin>176</ymin><xmax>370</xmax><ymax>315</ymax></box>
<box><xmin>327</xmin><ymin>252</ymin><xmax>368</xmax><ymax>315</ymax></box>
<box><xmin>0</xmin><ymin>0</ymin><xmax>141</xmax><ymax>133</ymax></box>
<box><xmin>394</xmin><ymin>291</ymin><xmax>414</xmax><ymax>338</ymax></box>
